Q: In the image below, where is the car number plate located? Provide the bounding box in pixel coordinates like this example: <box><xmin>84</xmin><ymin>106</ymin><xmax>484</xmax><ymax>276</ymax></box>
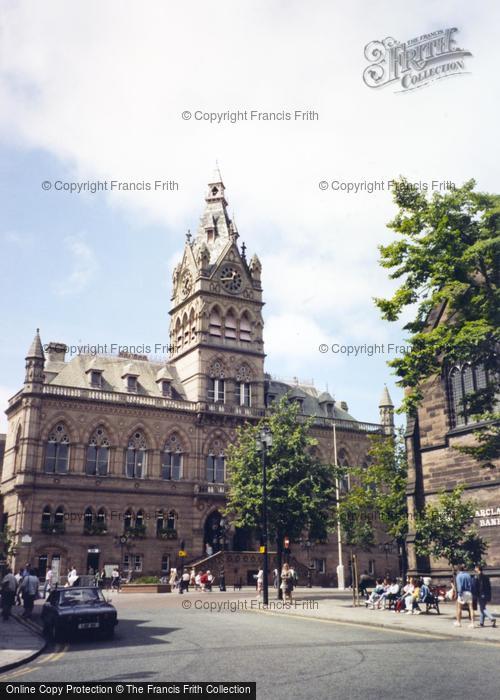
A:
<box><xmin>78</xmin><ymin>622</ymin><xmax>100</xmax><ymax>629</ymax></box>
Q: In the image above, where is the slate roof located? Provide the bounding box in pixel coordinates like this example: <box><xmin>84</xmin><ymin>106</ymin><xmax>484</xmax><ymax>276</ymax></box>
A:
<box><xmin>266</xmin><ymin>380</ymin><xmax>357</xmax><ymax>421</ymax></box>
<box><xmin>45</xmin><ymin>353</ymin><xmax>187</xmax><ymax>399</ymax></box>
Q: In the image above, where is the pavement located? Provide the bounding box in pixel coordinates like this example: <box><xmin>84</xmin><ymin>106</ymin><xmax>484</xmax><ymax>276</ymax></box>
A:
<box><xmin>0</xmin><ymin>607</ymin><xmax>46</xmax><ymax>673</ymax></box>
<box><xmin>3</xmin><ymin>588</ymin><xmax>500</xmax><ymax>699</ymax></box>
<box><xmin>256</xmin><ymin>588</ymin><xmax>500</xmax><ymax>643</ymax></box>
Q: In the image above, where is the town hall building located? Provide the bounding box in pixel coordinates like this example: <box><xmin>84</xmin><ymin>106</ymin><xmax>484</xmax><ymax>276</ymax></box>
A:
<box><xmin>0</xmin><ymin>172</ymin><xmax>397</xmax><ymax>586</ymax></box>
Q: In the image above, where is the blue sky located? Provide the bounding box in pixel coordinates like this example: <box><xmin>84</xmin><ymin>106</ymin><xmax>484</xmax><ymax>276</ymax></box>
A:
<box><xmin>1</xmin><ymin>0</ymin><xmax>498</xmax><ymax>431</ymax></box>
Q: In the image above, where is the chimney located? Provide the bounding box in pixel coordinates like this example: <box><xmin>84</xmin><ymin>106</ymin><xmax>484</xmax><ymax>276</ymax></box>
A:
<box><xmin>46</xmin><ymin>342</ymin><xmax>67</xmax><ymax>363</ymax></box>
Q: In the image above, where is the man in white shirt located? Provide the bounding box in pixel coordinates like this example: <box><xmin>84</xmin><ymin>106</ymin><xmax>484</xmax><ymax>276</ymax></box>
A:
<box><xmin>43</xmin><ymin>568</ymin><xmax>53</xmax><ymax>598</ymax></box>
<box><xmin>67</xmin><ymin>567</ymin><xmax>78</xmax><ymax>587</ymax></box>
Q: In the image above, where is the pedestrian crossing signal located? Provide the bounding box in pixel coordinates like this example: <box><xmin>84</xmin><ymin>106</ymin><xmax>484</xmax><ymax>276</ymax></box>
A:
<box><xmin>178</xmin><ymin>550</ymin><xmax>187</xmax><ymax>557</ymax></box>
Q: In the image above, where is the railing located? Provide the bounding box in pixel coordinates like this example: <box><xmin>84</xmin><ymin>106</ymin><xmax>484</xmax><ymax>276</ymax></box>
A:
<box><xmin>12</xmin><ymin>385</ymin><xmax>383</xmax><ymax>433</ymax></box>
<box><xmin>311</xmin><ymin>417</ymin><xmax>384</xmax><ymax>433</ymax></box>
<box><xmin>41</xmin><ymin>385</ymin><xmax>196</xmax><ymax>411</ymax></box>
<box><xmin>41</xmin><ymin>523</ymin><xmax>66</xmax><ymax>535</ymax></box>
<box><xmin>195</xmin><ymin>483</ymin><xmax>227</xmax><ymax>496</ymax></box>
<box><xmin>157</xmin><ymin>528</ymin><xmax>178</xmax><ymax>540</ymax></box>
<box><xmin>205</xmin><ymin>403</ymin><xmax>265</xmax><ymax>418</ymax></box>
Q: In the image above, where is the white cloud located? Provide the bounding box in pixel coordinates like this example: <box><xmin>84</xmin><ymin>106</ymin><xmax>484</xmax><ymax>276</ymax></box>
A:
<box><xmin>0</xmin><ymin>0</ymin><xmax>497</xmax><ymax>416</ymax></box>
<box><xmin>54</xmin><ymin>235</ymin><xmax>97</xmax><ymax>296</ymax></box>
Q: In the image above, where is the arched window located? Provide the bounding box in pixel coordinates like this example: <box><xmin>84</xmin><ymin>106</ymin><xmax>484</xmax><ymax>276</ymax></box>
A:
<box><xmin>41</xmin><ymin>506</ymin><xmax>52</xmax><ymax>532</ymax></box>
<box><xmin>448</xmin><ymin>362</ymin><xmax>491</xmax><ymax>427</ymax></box>
<box><xmin>96</xmin><ymin>508</ymin><xmax>107</xmax><ymax>531</ymax></box>
<box><xmin>208</xmin><ymin>360</ymin><xmax>225</xmax><ymax>403</ymax></box>
<box><xmin>126</xmin><ymin>431</ymin><xmax>147</xmax><ymax>478</ymax></box>
<box><xmin>13</xmin><ymin>426</ymin><xmax>22</xmax><ymax>474</ymax></box>
<box><xmin>124</xmin><ymin>509</ymin><xmax>133</xmax><ymax>531</ymax></box>
<box><xmin>240</xmin><ymin>312</ymin><xmax>251</xmax><ymax>342</ymax></box>
<box><xmin>236</xmin><ymin>364</ymin><xmax>252</xmax><ymax>407</ymax></box>
<box><xmin>182</xmin><ymin>312</ymin><xmax>189</xmax><ymax>345</ymax></box>
<box><xmin>337</xmin><ymin>449</ymin><xmax>350</xmax><ymax>494</ymax></box>
<box><xmin>86</xmin><ymin>427</ymin><xmax>110</xmax><ymax>476</ymax></box>
<box><xmin>44</xmin><ymin>424</ymin><xmax>70</xmax><ymax>474</ymax></box>
<box><xmin>161</xmin><ymin>433</ymin><xmax>183</xmax><ymax>480</ymax></box>
<box><xmin>209</xmin><ymin>307</ymin><xmax>222</xmax><ymax>337</ymax></box>
<box><xmin>206</xmin><ymin>439</ymin><xmax>225</xmax><ymax>483</ymax></box>
<box><xmin>189</xmin><ymin>308</ymin><xmax>196</xmax><ymax>341</ymax></box>
<box><xmin>156</xmin><ymin>510</ymin><xmax>165</xmax><ymax>534</ymax></box>
<box><xmin>84</xmin><ymin>507</ymin><xmax>94</xmax><ymax>533</ymax></box>
<box><xmin>136</xmin><ymin>509</ymin><xmax>144</xmax><ymax>528</ymax></box>
<box><xmin>225</xmin><ymin>309</ymin><xmax>237</xmax><ymax>339</ymax></box>
<box><xmin>175</xmin><ymin>317</ymin><xmax>182</xmax><ymax>349</ymax></box>
<box><xmin>54</xmin><ymin>506</ymin><xmax>65</xmax><ymax>533</ymax></box>
<box><xmin>167</xmin><ymin>510</ymin><xmax>177</xmax><ymax>530</ymax></box>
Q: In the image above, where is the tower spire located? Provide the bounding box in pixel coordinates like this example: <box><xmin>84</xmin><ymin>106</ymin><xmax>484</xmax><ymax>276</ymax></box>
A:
<box><xmin>379</xmin><ymin>384</ymin><xmax>394</xmax><ymax>435</ymax></box>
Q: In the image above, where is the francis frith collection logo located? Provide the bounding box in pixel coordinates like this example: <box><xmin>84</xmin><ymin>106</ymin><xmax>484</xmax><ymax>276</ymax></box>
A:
<box><xmin>363</xmin><ymin>28</ymin><xmax>472</xmax><ymax>92</ymax></box>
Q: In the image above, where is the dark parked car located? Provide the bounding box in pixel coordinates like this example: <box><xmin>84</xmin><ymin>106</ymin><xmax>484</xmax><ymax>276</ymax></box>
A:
<box><xmin>42</xmin><ymin>586</ymin><xmax>118</xmax><ymax>641</ymax></box>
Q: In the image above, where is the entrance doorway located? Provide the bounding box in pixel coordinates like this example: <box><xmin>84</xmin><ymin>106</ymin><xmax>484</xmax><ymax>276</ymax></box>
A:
<box><xmin>204</xmin><ymin>510</ymin><xmax>225</xmax><ymax>554</ymax></box>
<box><xmin>86</xmin><ymin>550</ymin><xmax>100</xmax><ymax>575</ymax></box>
<box><xmin>38</xmin><ymin>554</ymin><xmax>48</xmax><ymax>579</ymax></box>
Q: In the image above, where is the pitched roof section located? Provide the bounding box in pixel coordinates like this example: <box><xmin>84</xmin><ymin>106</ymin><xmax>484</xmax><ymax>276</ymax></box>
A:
<box><xmin>267</xmin><ymin>380</ymin><xmax>357</xmax><ymax>421</ymax></box>
<box><xmin>45</xmin><ymin>354</ymin><xmax>187</xmax><ymax>400</ymax></box>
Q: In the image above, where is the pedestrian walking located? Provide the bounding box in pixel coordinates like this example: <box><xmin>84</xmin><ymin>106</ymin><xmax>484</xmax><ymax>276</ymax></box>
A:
<box><xmin>281</xmin><ymin>563</ymin><xmax>294</xmax><ymax>603</ymax></box>
<box><xmin>111</xmin><ymin>568</ymin><xmax>121</xmax><ymax>592</ymax></box>
<box><xmin>474</xmin><ymin>565</ymin><xmax>496</xmax><ymax>628</ymax></box>
<box><xmin>180</xmin><ymin>569</ymin><xmax>190</xmax><ymax>594</ymax></box>
<box><xmin>455</xmin><ymin>564</ymin><xmax>475</xmax><ymax>628</ymax></box>
<box><xmin>43</xmin><ymin>568</ymin><xmax>53</xmax><ymax>598</ymax></box>
<box><xmin>272</xmin><ymin>568</ymin><xmax>279</xmax><ymax>589</ymax></box>
<box><xmin>219</xmin><ymin>568</ymin><xmax>226</xmax><ymax>592</ymax></box>
<box><xmin>1</xmin><ymin>568</ymin><xmax>17</xmax><ymax>621</ymax></box>
<box><xmin>256</xmin><ymin>568</ymin><xmax>264</xmax><ymax>599</ymax></box>
<box><xmin>14</xmin><ymin>571</ymin><xmax>23</xmax><ymax>606</ymax></box>
<box><xmin>20</xmin><ymin>568</ymin><xmax>40</xmax><ymax>619</ymax></box>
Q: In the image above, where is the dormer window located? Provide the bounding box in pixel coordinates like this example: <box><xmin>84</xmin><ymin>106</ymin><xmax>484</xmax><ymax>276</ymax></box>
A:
<box><xmin>161</xmin><ymin>380</ymin><xmax>172</xmax><ymax>397</ymax></box>
<box><xmin>326</xmin><ymin>403</ymin><xmax>334</xmax><ymax>417</ymax></box>
<box><xmin>127</xmin><ymin>375</ymin><xmax>138</xmax><ymax>393</ymax></box>
<box><xmin>90</xmin><ymin>370</ymin><xmax>103</xmax><ymax>388</ymax></box>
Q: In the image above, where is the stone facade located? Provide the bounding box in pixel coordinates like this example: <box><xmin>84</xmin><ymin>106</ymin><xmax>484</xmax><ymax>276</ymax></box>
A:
<box><xmin>0</xmin><ymin>172</ymin><xmax>398</xmax><ymax>585</ymax></box>
<box><xmin>405</xmin><ymin>303</ymin><xmax>500</xmax><ymax>585</ymax></box>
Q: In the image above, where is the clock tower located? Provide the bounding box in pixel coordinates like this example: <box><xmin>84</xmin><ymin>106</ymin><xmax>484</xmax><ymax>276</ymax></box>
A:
<box><xmin>169</xmin><ymin>170</ymin><xmax>265</xmax><ymax>409</ymax></box>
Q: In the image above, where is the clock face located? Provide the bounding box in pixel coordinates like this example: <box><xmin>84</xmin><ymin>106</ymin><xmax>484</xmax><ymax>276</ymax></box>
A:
<box><xmin>220</xmin><ymin>265</ymin><xmax>243</xmax><ymax>294</ymax></box>
<box><xmin>181</xmin><ymin>272</ymin><xmax>192</xmax><ymax>297</ymax></box>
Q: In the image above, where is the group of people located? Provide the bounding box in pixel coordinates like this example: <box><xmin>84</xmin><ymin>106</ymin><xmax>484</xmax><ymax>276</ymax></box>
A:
<box><xmin>1</xmin><ymin>564</ymin><xmax>41</xmax><ymax>621</ymax></box>
<box><xmin>365</xmin><ymin>575</ymin><xmax>435</xmax><ymax>614</ymax></box>
<box><xmin>256</xmin><ymin>563</ymin><xmax>298</xmax><ymax>602</ymax></box>
<box><xmin>166</xmin><ymin>567</ymin><xmax>224</xmax><ymax>593</ymax></box>
<box><xmin>362</xmin><ymin>564</ymin><xmax>496</xmax><ymax>628</ymax></box>
<box><xmin>93</xmin><ymin>568</ymin><xmax>122</xmax><ymax>592</ymax></box>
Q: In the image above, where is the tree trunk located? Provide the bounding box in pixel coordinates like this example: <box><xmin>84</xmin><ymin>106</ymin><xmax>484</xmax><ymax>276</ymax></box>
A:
<box><xmin>399</xmin><ymin>537</ymin><xmax>408</xmax><ymax>582</ymax></box>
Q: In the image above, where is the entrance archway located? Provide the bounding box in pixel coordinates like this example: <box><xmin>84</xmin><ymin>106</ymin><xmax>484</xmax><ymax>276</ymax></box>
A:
<box><xmin>203</xmin><ymin>510</ymin><xmax>227</xmax><ymax>555</ymax></box>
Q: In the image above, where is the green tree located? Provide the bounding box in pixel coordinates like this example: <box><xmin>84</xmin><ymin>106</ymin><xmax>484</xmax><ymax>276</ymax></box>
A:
<box><xmin>337</xmin><ymin>431</ymin><xmax>408</xmax><ymax>576</ymax></box>
<box><xmin>414</xmin><ymin>486</ymin><xmax>487</xmax><ymax>570</ymax></box>
<box><xmin>225</xmin><ymin>397</ymin><xmax>338</xmax><ymax>597</ymax></box>
<box><xmin>0</xmin><ymin>525</ymin><xmax>16</xmax><ymax>563</ymax></box>
<box><xmin>375</xmin><ymin>178</ymin><xmax>500</xmax><ymax>465</ymax></box>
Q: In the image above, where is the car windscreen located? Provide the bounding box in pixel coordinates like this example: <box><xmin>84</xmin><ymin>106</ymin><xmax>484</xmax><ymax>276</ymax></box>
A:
<box><xmin>59</xmin><ymin>588</ymin><xmax>105</xmax><ymax>606</ymax></box>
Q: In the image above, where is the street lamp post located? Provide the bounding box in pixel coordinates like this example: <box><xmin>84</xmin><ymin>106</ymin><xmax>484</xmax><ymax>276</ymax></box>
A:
<box><xmin>256</xmin><ymin>426</ymin><xmax>273</xmax><ymax>606</ymax></box>
<box><xmin>333</xmin><ymin>421</ymin><xmax>345</xmax><ymax>590</ymax></box>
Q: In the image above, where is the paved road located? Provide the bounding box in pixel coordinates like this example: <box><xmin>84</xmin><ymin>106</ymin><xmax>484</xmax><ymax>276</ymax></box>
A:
<box><xmin>2</xmin><ymin>591</ymin><xmax>500</xmax><ymax>699</ymax></box>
